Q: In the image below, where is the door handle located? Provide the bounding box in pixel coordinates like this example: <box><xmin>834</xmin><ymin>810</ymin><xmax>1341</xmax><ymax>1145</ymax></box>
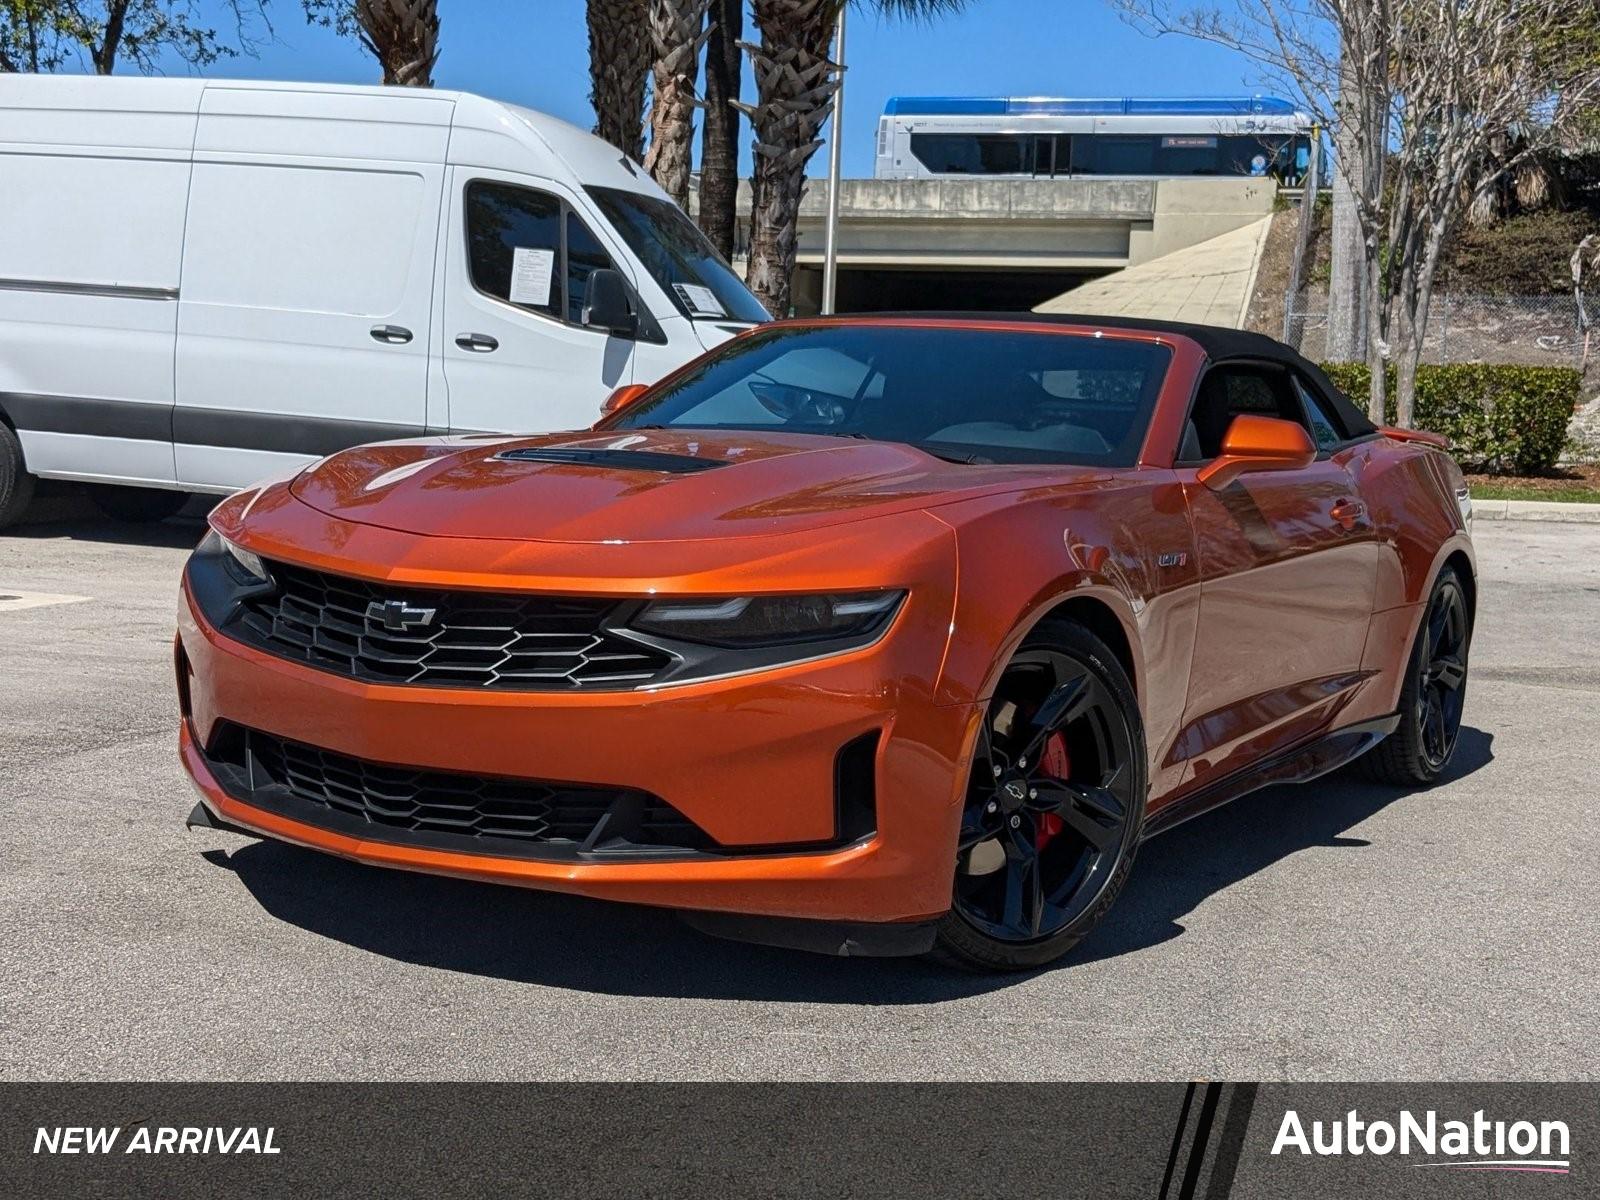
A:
<box><xmin>455</xmin><ymin>333</ymin><xmax>499</xmax><ymax>353</ymax></box>
<box><xmin>1330</xmin><ymin>499</ymin><xmax>1367</xmax><ymax>530</ymax></box>
<box><xmin>369</xmin><ymin>324</ymin><xmax>413</xmax><ymax>344</ymax></box>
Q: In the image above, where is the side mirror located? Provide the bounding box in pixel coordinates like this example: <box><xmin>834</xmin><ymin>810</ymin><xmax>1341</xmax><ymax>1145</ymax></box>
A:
<box><xmin>1196</xmin><ymin>414</ymin><xmax>1317</xmax><ymax>490</ymax></box>
<box><xmin>582</xmin><ymin>268</ymin><xmax>638</xmax><ymax>338</ymax></box>
<box><xmin>598</xmin><ymin>383</ymin><xmax>650</xmax><ymax>420</ymax></box>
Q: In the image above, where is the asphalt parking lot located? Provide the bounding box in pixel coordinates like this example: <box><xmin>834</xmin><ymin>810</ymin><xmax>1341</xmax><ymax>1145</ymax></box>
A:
<box><xmin>2</xmin><ymin>508</ymin><xmax>1596</xmax><ymax>1082</ymax></box>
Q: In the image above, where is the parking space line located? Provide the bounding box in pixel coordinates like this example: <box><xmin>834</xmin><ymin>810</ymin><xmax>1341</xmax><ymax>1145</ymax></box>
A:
<box><xmin>0</xmin><ymin>590</ymin><xmax>93</xmax><ymax>612</ymax></box>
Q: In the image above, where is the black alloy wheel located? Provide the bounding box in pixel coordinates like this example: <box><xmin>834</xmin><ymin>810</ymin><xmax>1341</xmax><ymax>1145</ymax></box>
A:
<box><xmin>1417</xmin><ymin>578</ymin><xmax>1469</xmax><ymax>770</ymax></box>
<box><xmin>1359</xmin><ymin>565</ymin><xmax>1472</xmax><ymax>786</ymax></box>
<box><xmin>934</xmin><ymin>620</ymin><xmax>1145</xmax><ymax>972</ymax></box>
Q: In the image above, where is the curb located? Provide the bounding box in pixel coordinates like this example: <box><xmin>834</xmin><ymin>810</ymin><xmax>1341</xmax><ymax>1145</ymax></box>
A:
<box><xmin>1473</xmin><ymin>498</ymin><xmax>1600</xmax><ymax>524</ymax></box>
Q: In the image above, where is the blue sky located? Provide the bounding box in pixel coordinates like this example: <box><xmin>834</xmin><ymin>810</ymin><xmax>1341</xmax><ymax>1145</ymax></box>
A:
<box><xmin>138</xmin><ymin>0</ymin><xmax>1272</xmax><ymax>177</ymax></box>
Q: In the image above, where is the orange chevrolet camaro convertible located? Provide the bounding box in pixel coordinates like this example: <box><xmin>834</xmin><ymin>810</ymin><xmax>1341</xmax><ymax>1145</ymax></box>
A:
<box><xmin>178</xmin><ymin>315</ymin><xmax>1475</xmax><ymax>971</ymax></box>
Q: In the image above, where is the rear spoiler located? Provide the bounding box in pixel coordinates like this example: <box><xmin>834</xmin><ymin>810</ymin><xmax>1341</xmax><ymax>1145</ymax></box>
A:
<box><xmin>1379</xmin><ymin>425</ymin><xmax>1449</xmax><ymax>449</ymax></box>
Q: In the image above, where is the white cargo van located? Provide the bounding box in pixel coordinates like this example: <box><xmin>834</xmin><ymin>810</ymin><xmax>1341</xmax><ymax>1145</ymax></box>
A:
<box><xmin>0</xmin><ymin>76</ymin><xmax>768</xmax><ymax>526</ymax></box>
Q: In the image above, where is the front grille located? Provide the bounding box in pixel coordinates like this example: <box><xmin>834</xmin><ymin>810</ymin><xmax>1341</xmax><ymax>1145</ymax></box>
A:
<box><xmin>204</xmin><ymin>724</ymin><xmax>714</xmax><ymax>857</ymax></box>
<box><xmin>231</xmin><ymin>561</ymin><xmax>674</xmax><ymax>691</ymax></box>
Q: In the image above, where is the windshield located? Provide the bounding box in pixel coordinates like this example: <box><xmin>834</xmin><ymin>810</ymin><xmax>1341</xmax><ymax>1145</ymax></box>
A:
<box><xmin>609</xmin><ymin>325</ymin><xmax>1172</xmax><ymax>467</ymax></box>
<box><xmin>586</xmin><ymin>185</ymin><xmax>771</xmax><ymax>325</ymax></box>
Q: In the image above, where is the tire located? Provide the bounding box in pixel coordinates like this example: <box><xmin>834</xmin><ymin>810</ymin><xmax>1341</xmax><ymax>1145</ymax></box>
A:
<box><xmin>87</xmin><ymin>484</ymin><xmax>189</xmax><ymax>524</ymax></box>
<box><xmin>1358</xmin><ymin>565</ymin><xmax>1471</xmax><ymax>786</ymax></box>
<box><xmin>0</xmin><ymin>421</ymin><xmax>36</xmax><ymax>531</ymax></box>
<box><xmin>932</xmin><ymin>619</ymin><xmax>1146</xmax><ymax>972</ymax></box>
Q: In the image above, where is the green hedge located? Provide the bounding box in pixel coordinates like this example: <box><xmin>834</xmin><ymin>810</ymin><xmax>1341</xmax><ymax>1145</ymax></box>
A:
<box><xmin>1320</xmin><ymin>362</ymin><xmax>1580</xmax><ymax>474</ymax></box>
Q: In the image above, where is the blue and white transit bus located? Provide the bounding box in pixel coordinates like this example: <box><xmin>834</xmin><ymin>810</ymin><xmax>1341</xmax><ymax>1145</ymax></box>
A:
<box><xmin>874</xmin><ymin>96</ymin><xmax>1317</xmax><ymax>185</ymax></box>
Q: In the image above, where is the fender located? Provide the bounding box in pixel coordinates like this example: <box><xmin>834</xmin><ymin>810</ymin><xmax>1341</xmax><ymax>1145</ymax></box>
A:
<box><xmin>924</xmin><ymin>471</ymin><xmax>1201</xmax><ymax>801</ymax></box>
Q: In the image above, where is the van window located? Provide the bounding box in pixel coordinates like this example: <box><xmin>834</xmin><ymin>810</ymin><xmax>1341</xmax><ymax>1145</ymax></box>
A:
<box><xmin>565</xmin><ymin>211</ymin><xmax>612</xmax><ymax>323</ymax></box>
<box><xmin>183</xmin><ymin>163</ymin><xmax>424</xmax><ymax>315</ymax></box>
<box><xmin>464</xmin><ymin>181</ymin><xmax>619</xmax><ymax>326</ymax></box>
<box><xmin>585</xmin><ymin>186</ymin><xmax>770</xmax><ymax>324</ymax></box>
<box><xmin>464</xmin><ymin>181</ymin><xmax>563</xmax><ymax>320</ymax></box>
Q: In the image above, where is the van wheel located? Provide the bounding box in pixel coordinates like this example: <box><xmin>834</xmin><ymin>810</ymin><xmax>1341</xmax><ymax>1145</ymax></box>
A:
<box><xmin>87</xmin><ymin>484</ymin><xmax>189</xmax><ymax>524</ymax></box>
<box><xmin>0</xmin><ymin>423</ymin><xmax>36</xmax><ymax>530</ymax></box>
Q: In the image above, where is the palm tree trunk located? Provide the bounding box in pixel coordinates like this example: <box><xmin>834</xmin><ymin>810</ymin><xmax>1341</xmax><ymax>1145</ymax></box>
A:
<box><xmin>742</xmin><ymin>0</ymin><xmax>965</xmax><ymax>316</ymax></box>
<box><xmin>356</xmin><ymin>0</ymin><xmax>440</xmax><ymax>87</ymax></box>
<box><xmin>698</xmin><ymin>0</ymin><xmax>744</xmax><ymax>260</ymax></box>
<box><xmin>587</xmin><ymin>0</ymin><xmax>651</xmax><ymax>159</ymax></box>
<box><xmin>742</xmin><ymin>0</ymin><xmax>843</xmax><ymax>317</ymax></box>
<box><xmin>644</xmin><ymin>0</ymin><xmax>710</xmax><ymax>211</ymax></box>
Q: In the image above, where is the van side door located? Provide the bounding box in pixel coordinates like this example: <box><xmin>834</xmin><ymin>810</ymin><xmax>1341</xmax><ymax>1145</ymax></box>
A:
<box><xmin>439</xmin><ymin>168</ymin><xmax>640</xmax><ymax>434</ymax></box>
<box><xmin>173</xmin><ymin>87</ymin><xmax>448</xmax><ymax>490</ymax></box>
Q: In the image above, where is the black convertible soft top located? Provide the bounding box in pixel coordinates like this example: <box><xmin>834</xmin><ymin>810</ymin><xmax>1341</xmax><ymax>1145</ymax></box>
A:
<box><xmin>866</xmin><ymin>311</ymin><xmax>1378</xmax><ymax>439</ymax></box>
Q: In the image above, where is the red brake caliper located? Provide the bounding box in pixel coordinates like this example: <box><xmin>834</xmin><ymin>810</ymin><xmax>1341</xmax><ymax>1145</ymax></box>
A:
<box><xmin>1036</xmin><ymin>731</ymin><xmax>1070</xmax><ymax>850</ymax></box>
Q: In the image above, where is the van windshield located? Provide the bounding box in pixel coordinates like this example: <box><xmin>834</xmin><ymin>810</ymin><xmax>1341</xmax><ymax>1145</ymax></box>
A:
<box><xmin>586</xmin><ymin>186</ymin><xmax>771</xmax><ymax>325</ymax></box>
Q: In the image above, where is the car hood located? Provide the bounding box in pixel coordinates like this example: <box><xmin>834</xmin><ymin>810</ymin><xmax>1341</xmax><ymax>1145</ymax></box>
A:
<box><xmin>288</xmin><ymin>428</ymin><xmax>1101</xmax><ymax>543</ymax></box>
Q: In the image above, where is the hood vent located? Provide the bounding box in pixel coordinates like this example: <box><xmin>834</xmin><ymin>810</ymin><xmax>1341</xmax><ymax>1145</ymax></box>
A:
<box><xmin>494</xmin><ymin>447</ymin><xmax>728</xmax><ymax>474</ymax></box>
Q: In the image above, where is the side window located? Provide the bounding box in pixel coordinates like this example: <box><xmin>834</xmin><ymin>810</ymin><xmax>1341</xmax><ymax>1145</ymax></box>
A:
<box><xmin>565</xmin><ymin>211</ymin><xmax>613</xmax><ymax>323</ymax></box>
<box><xmin>465</xmin><ymin>181</ymin><xmax>561</xmax><ymax>319</ymax></box>
<box><xmin>1293</xmin><ymin>375</ymin><xmax>1346</xmax><ymax>453</ymax></box>
<box><xmin>1185</xmin><ymin>364</ymin><xmax>1305</xmax><ymax>459</ymax></box>
<box><xmin>909</xmin><ymin>133</ymin><xmax>1033</xmax><ymax>175</ymax></box>
<box><xmin>465</xmin><ymin>181</ymin><xmax>618</xmax><ymax>327</ymax></box>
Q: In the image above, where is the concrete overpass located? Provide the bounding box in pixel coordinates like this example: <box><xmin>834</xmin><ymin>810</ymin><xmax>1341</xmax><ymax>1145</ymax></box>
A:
<box><xmin>709</xmin><ymin>176</ymin><xmax>1277</xmax><ymax>315</ymax></box>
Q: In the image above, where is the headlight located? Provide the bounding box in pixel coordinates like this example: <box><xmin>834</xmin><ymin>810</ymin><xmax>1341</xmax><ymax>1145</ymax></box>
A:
<box><xmin>630</xmin><ymin>591</ymin><xmax>904</xmax><ymax>648</ymax></box>
<box><xmin>199</xmin><ymin>529</ymin><xmax>269</xmax><ymax>586</ymax></box>
<box><xmin>1455</xmin><ymin>483</ymin><xmax>1473</xmax><ymax>531</ymax></box>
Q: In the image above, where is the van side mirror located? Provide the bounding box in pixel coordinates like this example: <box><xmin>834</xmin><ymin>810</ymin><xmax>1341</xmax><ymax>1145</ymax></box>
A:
<box><xmin>582</xmin><ymin>269</ymin><xmax>638</xmax><ymax>338</ymax></box>
<box><xmin>1196</xmin><ymin>414</ymin><xmax>1317</xmax><ymax>490</ymax></box>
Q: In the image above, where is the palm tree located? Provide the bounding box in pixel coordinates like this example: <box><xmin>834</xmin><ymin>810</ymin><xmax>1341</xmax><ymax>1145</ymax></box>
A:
<box><xmin>355</xmin><ymin>0</ymin><xmax>439</xmax><ymax>86</ymax></box>
<box><xmin>586</xmin><ymin>0</ymin><xmax>651</xmax><ymax>158</ymax></box>
<box><xmin>697</xmin><ymin>0</ymin><xmax>744</xmax><ymax>259</ymax></box>
<box><xmin>644</xmin><ymin>0</ymin><xmax>711</xmax><ymax>210</ymax></box>
<box><xmin>741</xmin><ymin>0</ymin><xmax>968</xmax><ymax>316</ymax></box>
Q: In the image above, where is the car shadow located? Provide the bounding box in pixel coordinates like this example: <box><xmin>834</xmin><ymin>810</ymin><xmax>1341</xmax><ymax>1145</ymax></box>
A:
<box><xmin>1072</xmin><ymin>725</ymin><xmax>1495</xmax><ymax>967</ymax></box>
<box><xmin>5</xmin><ymin>512</ymin><xmax>208</xmax><ymax>551</ymax></box>
<box><xmin>201</xmin><ymin>726</ymin><xmax>1493</xmax><ymax>1003</ymax></box>
<box><xmin>2</xmin><ymin>482</ymin><xmax>212</xmax><ymax>549</ymax></box>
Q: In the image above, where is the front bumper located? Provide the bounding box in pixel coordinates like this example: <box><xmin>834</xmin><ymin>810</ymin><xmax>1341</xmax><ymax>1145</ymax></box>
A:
<box><xmin>177</xmin><ymin>571</ymin><xmax>979</xmax><ymax>928</ymax></box>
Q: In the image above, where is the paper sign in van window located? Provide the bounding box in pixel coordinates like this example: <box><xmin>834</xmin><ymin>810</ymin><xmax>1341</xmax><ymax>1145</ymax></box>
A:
<box><xmin>510</xmin><ymin>247</ymin><xmax>555</xmax><ymax>306</ymax></box>
<box><xmin>673</xmin><ymin>283</ymin><xmax>726</xmax><ymax>318</ymax></box>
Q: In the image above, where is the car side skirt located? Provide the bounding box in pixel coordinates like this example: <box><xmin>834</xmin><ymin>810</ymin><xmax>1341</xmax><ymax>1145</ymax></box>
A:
<box><xmin>1142</xmin><ymin>713</ymin><xmax>1401</xmax><ymax>839</ymax></box>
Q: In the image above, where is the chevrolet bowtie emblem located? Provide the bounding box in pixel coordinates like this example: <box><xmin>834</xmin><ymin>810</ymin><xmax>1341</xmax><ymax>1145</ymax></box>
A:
<box><xmin>367</xmin><ymin>599</ymin><xmax>437</xmax><ymax>633</ymax></box>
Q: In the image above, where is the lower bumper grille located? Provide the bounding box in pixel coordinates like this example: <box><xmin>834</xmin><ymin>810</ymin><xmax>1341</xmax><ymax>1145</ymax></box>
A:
<box><xmin>200</xmin><ymin>723</ymin><xmax>715</xmax><ymax>859</ymax></box>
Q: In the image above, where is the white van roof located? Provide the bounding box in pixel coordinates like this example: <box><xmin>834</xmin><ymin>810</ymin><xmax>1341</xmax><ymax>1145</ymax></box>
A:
<box><xmin>0</xmin><ymin>74</ymin><xmax>664</xmax><ymax>199</ymax></box>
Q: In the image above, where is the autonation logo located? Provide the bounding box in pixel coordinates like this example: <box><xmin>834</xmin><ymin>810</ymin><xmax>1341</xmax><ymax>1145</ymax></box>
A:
<box><xmin>1272</xmin><ymin>1108</ymin><xmax>1571</xmax><ymax>1174</ymax></box>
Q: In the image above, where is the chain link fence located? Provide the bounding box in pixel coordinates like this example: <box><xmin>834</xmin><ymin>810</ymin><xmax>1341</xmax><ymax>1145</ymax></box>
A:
<box><xmin>1285</xmin><ymin>294</ymin><xmax>1588</xmax><ymax>369</ymax></box>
